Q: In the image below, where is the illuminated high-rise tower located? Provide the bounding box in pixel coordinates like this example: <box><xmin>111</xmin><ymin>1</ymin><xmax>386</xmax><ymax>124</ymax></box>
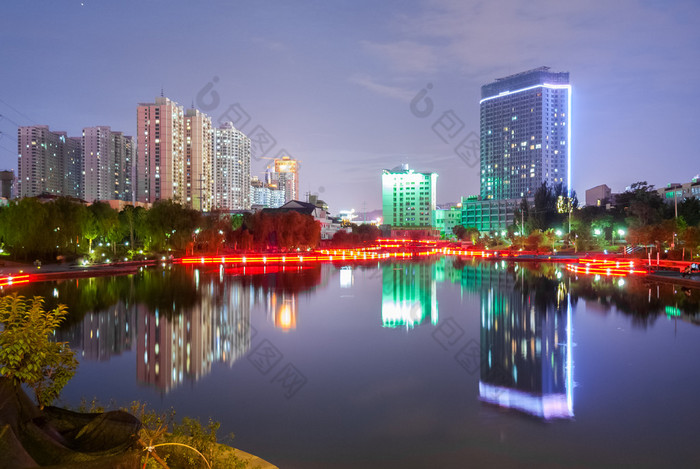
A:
<box><xmin>17</xmin><ymin>125</ymin><xmax>82</xmax><ymax>198</ymax></box>
<box><xmin>82</xmin><ymin>126</ymin><xmax>133</xmax><ymax>202</ymax></box>
<box><xmin>480</xmin><ymin>67</ymin><xmax>571</xmax><ymax>200</ymax></box>
<box><xmin>213</xmin><ymin>122</ymin><xmax>251</xmax><ymax>210</ymax></box>
<box><xmin>136</xmin><ymin>97</ymin><xmax>185</xmax><ymax>204</ymax></box>
<box><xmin>184</xmin><ymin>108</ymin><xmax>213</xmax><ymax>211</ymax></box>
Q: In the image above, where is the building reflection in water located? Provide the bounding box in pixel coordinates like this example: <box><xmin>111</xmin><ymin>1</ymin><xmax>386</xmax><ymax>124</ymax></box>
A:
<box><xmin>478</xmin><ymin>267</ymin><xmax>574</xmax><ymax>419</ymax></box>
<box><xmin>62</xmin><ymin>265</ymin><xmax>325</xmax><ymax>393</ymax></box>
<box><xmin>268</xmin><ymin>293</ymin><xmax>297</xmax><ymax>330</ymax></box>
<box><xmin>62</xmin><ymin>302</ymin><xmax>137</xmax><ymax>362</ymax></box>
<box><xmin>55</xmin><ymin>260</ymin><xmax>573</xmax><ymax>406</ymax></box>
<box><xmin>136</xmin><ymin>274</ymin><xmax>251</xmax><ymax>393</ymax></box>
<box><xmin>340</xmin><ymin>266</ymin><xmax>353</xmax><ymax>289</ymax></box>
<box><xmin>381</xmin><ymin>261</ymin><xmax>438</xmax><ymax>328</ymax></box>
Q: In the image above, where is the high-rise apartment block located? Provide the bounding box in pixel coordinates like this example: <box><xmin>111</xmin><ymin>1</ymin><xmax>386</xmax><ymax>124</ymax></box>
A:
<box><xmin>480</xmin><ymin>67</ymin><xmax>571</xmax><ymax>200</ymax></box>
<box><xmin>267</xmin><ymin>155</ymin><xmax>299</xmax><ymax>203</ymax></box>
<box><xmin>184</xmin><ymin>108</ymin><xmax>213</xmax><ymax>211</ymax></box>
<box><xmin>250</xmin><ymin>176</ymin><xmax>285</xmax><ymax>208</ymax></box>
<box><xmin>82</xmin><ymin>126</ymin><xmax>133</xmax><ymax>202</ymax></box>
<box><xmin>382</xmin><ymin>164</ymin><xmax>437</xmax><ymax>236</ymax></box>
<box><xmin>213</xmin><ymin>122</ymin><xmax>251</xmax><ymax>210</ymax></box>
<box><xmin>111</xmin><ymin>131</ymin><xmax>133</xmax><ymax>202</ymax></box>
<box><xmin>82</xmin><ymin>126</ymin><xmax>111</xmax><ymax>202</ymax></box>
<box><xmin>136</xmin><ymin>97</ymin><xmax>185</xmax><ymax>205</ymax></box>
<box><xmin>17</xmin><ymin>125</ymin><xmax>82</xmax><ymax>198</ymax></box>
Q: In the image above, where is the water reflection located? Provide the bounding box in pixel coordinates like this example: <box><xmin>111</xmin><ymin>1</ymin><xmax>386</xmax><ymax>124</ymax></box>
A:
<box><xmin>136</xmin><ymin>275</ymin><xmax>253</xmax><ymax>392</ymax></box>
<box><xmin>43</xmin><ymin>265</ymin><xmax>324</xmax><ymax>393</ymax></box>
<box><xmin>21</xmin><ymin>259</ymin><xmax>700</xmax><ymax>407</ymax></box>
<box><xmin>59</xmin><ymin>303</ymin><xmax>137</xmax><ymax>362</ymax></box>
<box><xmin>477</xmin><ymin>267</ymin><xmax>573</xmax><ymax>419</ymax></box>
<box><xmin>381</xmin><ymin>262</ymin><xmax>438</xmax><ymax>328</ymax></box>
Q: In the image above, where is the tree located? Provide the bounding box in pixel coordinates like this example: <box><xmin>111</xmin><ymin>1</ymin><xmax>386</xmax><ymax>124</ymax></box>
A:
<box><xmin>47</xmin><ymin>197</ymin><xmax>87</xmax><ymax>256</ymax></box>
<box><xmin>119</xmin><ymin>205</ymin><xmax>140</xmax><ymax>250</ymax></box>
<box><xmin>615</xmin><ymin>181</ymin><xmax>665</xmax><ymax>227</ymax></box>
<box><xmin>677</xmin><ymin>197</ymin><xmax>700</xmax><ymax>227</ymax></box>
<box><xmin>0</xmin><ymin>198</ymin><xmax>50</xmax><ymax>260</ymax></box>
<box><xmin>81</xmin><ymin>211</ymin><xmax>100</xmax><ymax>254</ymax></box>
<box><xmin>143</xmin><ymin>200</ymin><xmax>202</xmax><ymax>252</ymax></box>
<box><xmin>529</xmin><ymin>182</ymin><xmax>567</xmax><ymax>232</ymax></box>
<box><xmin>199</xmin><ymin>213</ymin><xmax>231</xmax><ymax>254</ymax></box>
<box><xmin>452</xmin><ymin>225</ymin><xmax>479</xmax><ymax>244</ymax></box>
<box><xmin>541</xmin><ymin>229</ymin><xmax>557</xmax><ymax>252</ymax></box>
<box><xmin>89</xmin><ymin>201</ymin><xmax>120</xmax><ymax>248</ymax></box>
<box><xmin>0</xmin><ymin>294</ymin><xmax>78</xmax><ymax>409</ymax></box>
<box><xmin>524</xmin><ymin>230</ymin><xmax>544</xmax><ymax>252</ymax></box>
<box><xmin>230</xmin><ymin>213</ymin><xmax>244</xmax><ymax>231</ymax></box>
<box><xmin>681</xmin><ymin>226</ymin><xmax>700</xmax><ymax>260</ymax></box>
<box><xmin>352</xmin><ymin>224</ymin><xmax>381</xmax><ymax>244</ymax></box>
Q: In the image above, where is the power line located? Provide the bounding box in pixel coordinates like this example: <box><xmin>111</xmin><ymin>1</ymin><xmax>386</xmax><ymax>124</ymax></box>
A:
<box><xmin>0</xmin><ymin>131</ymin><xmax>18</xmax><ymax>142</ymax></box>
<box><xmin>0</xmin><ymin>98</ymin><xmax>36</xmax><ymax>124</ymax></box>
<box><xmin>0</xmin><ymin>113</ymin><xmax>21</xmax><ymax>128</ymax></box>
<box><xmin>0</xmin><ymin>141</ymin><xmax>16</xmax><ymax>155</ymax></box>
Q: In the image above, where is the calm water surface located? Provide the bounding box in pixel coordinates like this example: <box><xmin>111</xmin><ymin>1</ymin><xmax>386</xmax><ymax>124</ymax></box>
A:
<box><xmin>14</xmin><ymin>259</ymin><xmax>700</xmax><ymax>468</ymax></box>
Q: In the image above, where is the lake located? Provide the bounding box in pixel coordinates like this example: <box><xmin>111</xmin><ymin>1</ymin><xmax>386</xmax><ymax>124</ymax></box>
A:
<box><xmin>13</xmin><ymin>258</ymin><xmax>700</xmax><ymax>468</ymax></box>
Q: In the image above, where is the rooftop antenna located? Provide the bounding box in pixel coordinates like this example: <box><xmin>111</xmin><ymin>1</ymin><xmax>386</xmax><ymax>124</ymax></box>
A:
<box><xmin>160</xmin><ymin>86</ymin><xmax>164</xmax><ymax>97</ymax></box>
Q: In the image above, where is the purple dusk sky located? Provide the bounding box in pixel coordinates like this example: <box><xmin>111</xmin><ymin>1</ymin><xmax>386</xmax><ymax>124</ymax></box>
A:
<box><xmin>1</xmin><ymin>0</ymin><xmax>699</xmax><ymax>212</ymax></box>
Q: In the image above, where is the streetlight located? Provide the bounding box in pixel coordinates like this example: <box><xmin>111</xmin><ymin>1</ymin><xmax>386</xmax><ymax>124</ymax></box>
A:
<box><xmin>613</xmin><ymin>228</ymin><xmax>625</xmax><ymax>245</ymax></box>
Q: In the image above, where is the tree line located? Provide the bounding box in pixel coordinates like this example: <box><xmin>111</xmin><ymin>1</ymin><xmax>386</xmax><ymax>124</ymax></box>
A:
<box><xmin>0</xmin><ymin>197</ymin><xmax>321</xmax><ymax>262</ymax></box>
<box><xmin>451</xmin><ymin>181</ymin><xmax>700</xmax><ymax>257</ymax></box>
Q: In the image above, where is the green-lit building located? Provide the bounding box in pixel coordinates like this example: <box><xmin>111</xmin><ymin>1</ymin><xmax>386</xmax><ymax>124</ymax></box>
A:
<box><xmin>382</xmin><ymin>164</ymin><xmax>438</xmax><ymax>237</ymax></box>
<box><xmin>657</xmin><ymin>177</ymin><xmax>700</xmax><ymax>203</ymax></box>
<box><xmin>433</xmin><ymin>206</ymin><xmax>463</xmax><ymax>238</ymax></box>
<box><xmin>460</xmin><ymin>196</ymin><xmax>520</xmax><ymax>233</ymax></box>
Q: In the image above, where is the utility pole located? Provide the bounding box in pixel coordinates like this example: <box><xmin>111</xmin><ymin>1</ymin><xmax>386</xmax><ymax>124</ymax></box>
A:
<box><xmin>674</xmin><ymin>187</ymin><xmax>678</xmax><ymax>219</ymax></box>
<box><xmin>521</xmin><ymin>208</ymin><xmax>524</xmax><ymax>250</ymax></box>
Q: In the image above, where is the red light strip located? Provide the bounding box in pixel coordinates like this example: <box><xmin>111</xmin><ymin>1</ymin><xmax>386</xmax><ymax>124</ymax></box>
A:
<box><xmin>564</xmin><ymin>261</ymin><xmax>647</xmax><ymax>277</ymax></box>
<box><xmin>0</xmin><ymin>274</ymin><xmax>31</xmax><ymax>287</ymax></box>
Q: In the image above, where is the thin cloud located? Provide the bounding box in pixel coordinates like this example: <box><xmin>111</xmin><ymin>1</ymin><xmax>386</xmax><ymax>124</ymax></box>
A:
<box><xmin>360</xmin><ymin>39</ymin><xmax>439</xmax><ymax>75</ymax></box>
<box><xmin>362</xmin><ymin>0</ymin><xmax>700</xmax><ymax>82</ymax></box>
<box><xmin>348</xmin><ymin>74</ymin><xmax>414</xmax><ymax>101</ymax></box>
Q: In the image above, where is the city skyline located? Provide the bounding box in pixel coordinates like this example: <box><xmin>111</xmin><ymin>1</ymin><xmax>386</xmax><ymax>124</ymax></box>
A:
<box><xmin>1</xmin><ymin>0</ymin><xmax>699</xmax><ymax>212</ymax></box>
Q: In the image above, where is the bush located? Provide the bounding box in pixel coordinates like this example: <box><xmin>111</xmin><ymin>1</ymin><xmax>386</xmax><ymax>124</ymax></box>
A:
<box><xmin>0</xmin><ymin>294</ymin><xmax>78</xmax><ymax>409</ymax></box>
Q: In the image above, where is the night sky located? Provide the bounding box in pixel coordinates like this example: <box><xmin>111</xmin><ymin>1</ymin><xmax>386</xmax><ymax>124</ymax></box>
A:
<box><xmin>1</xmin><ymin>0</ymin><xmax>699</xmax><ymax>212</ymax></box>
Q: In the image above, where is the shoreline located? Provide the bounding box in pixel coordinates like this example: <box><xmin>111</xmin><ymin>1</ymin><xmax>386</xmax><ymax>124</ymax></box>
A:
<box><xmin>1</xmin><ymin>251</ymin><xmax>698</xmax><ymax>287</ymax></box>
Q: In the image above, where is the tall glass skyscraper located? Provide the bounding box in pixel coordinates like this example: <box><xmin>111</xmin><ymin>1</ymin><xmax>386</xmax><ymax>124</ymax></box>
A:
<box><xmin>480</xmin><ymin>67</ymin><xmax>571</xmax><ymax>200</ymax></box>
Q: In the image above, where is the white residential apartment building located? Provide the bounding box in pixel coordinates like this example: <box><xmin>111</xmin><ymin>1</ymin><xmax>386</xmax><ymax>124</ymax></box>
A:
<box><xmin>213</xmin><ymin>122</ymin><xmax>251</xmax><ymax>210</ymax></box>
